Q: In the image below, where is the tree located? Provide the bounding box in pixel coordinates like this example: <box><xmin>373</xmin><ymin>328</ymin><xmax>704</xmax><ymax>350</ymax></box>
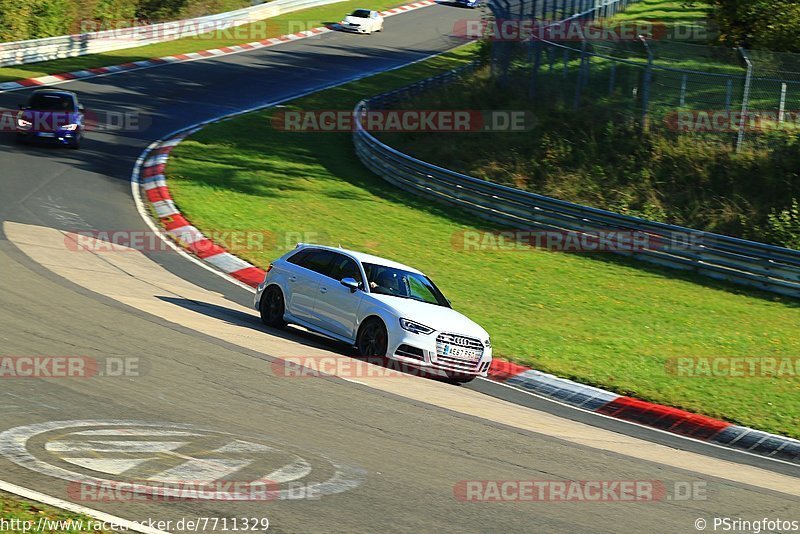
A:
<box><xmin>699</xmin><ymin>0</ymin><xmax>800</xmax><ymax>52</ymax></box>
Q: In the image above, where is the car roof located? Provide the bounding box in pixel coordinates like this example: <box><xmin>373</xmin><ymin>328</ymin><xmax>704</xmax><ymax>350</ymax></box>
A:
<box><xmin>292</xmin><ymin>244</ymin><xmax>424</xmax><ymax>275</ymax></box>
<box><xmin>29</xmin><ymin>89</ymin><xmax>77</xmax><ymax>99</ymax></box>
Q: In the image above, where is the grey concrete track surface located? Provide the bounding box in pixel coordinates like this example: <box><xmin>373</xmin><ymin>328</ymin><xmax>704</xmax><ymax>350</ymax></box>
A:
<box><xmin>0</xmin><ymin>4</ymin><xmax>797</xmax><ymax>533</ymax></box>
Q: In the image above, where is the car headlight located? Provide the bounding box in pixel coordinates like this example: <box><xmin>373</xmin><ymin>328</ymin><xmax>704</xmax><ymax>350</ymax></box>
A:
<box><xmin>61</xmin><ymin>124</ymin><xmax>79</xmax><ymax>131</ymax></box>
<box><xmin>484</xmin><ymin>338</ymin><xmax>492</xmax><ymax>348</ymax></box>
<box><xmin>399</xmin><ymin>318</ymin><xmax>434</xmax><ymax>335</ymax></box>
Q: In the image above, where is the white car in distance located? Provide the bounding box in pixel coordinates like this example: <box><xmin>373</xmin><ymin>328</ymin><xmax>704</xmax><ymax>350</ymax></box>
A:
<box><xmin>341</xmin><ymin>9</ymin><xmax>384</xmax><ymax>34</ymax></box>
<box><xmin>255</xmin><ymin>244</ymin><xmax>492</xmax><ymax>383</ymax></box>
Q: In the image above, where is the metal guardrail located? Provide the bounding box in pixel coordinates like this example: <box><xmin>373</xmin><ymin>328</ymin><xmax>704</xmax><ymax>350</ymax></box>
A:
<box><xmin>489</xmin><ymin>0</ymin><xmax>800</xmax><ymax>151</ymax></box>
<box><xmin>352</xmin><ymin>64</ymin><xmax>800</xmax><ymax>299</ymax></box>
<box><xmin>0</xmin><ymin>0</ymin><xmax>345</xmax><ymax>67</ymax></box>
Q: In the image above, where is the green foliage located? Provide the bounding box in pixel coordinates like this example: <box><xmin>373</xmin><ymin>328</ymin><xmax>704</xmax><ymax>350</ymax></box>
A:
<box><xmin>381</xmin><ymin>68</ymin><xmax>800</xmax><ymax>248</ymax></box>
<box><xmin>137</xmin><ymin>0</ymin><xmax>190</xmax><ymax>19</ymax></box>
<box><xmin>765</xmin><ymin>198</ymin><xmax>800</xmax><ymax>249</ymax></box>
<box><xmin>29</xmin><ymin>0</ymin><xmax>73</xmax><ymax>38</ymax></box>
<box><xmin>90</xmin><ymin>0</ymin><xmax>139</xmax><ymax>25</ymax></box>
<box><xmin>701</xmin><ymin>0</ymin><xmax>800</xmax><ymax>52</ymax></box>
<box><xmin>0</xmin><ymin>0</ymin><xmax>250</xmax><ymax>41</ymax></box>
<box><xmin>0</xmin><ymin>0</ymin><xmax>33</xmax><ymax>41</ymax></box>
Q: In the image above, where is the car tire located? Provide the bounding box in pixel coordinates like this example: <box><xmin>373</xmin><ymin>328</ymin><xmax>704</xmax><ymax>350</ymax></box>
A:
<box><xmin>444</xmin><ymin>372</ymin><xmax>476</xmax><ymax>384</ymax></box>
<box><xmin>356</xmin><ymin>318</ymin><xmax>388</xmax><ymax>357</ymax></box>
<box><xmin>259</xmin><ymin>286</ymin><xmax>287</xmax><ymax>328</ymax></box>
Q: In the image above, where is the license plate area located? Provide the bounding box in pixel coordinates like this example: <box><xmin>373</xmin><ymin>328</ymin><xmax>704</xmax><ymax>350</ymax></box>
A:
<box><xmin>442</xmin><ymin>344</ymin><xmax>481</xmax><ymax>362</ymax></box>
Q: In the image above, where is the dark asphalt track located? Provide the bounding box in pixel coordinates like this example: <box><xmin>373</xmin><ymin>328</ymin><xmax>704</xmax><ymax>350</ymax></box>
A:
<box><xmin>0</xmin><ymin>3</ymin><xmax>798</xmax><ymax>533</ymax></box>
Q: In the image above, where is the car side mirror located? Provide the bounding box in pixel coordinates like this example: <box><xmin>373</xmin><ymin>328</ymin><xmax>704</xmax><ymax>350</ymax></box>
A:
<box><xmin>340</xmin><ymin>277</ymin><xmax>360</xmax><ymax>292</ymax></box>
<box><xmin>78</xmin><ymin>104</ymin><xmax>85</xmax><ymax>112</ymax></box>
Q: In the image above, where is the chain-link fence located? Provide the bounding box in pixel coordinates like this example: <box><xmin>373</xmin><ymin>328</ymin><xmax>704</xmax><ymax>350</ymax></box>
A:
<box><xmin>486</xmin><ymin>0</ymin><xmax>800</xmax><ymax>150</ymax></box>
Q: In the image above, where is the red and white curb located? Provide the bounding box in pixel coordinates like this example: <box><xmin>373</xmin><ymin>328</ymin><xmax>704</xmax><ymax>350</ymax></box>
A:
<box><xmin>140</xmin><ymin>130</ymin><xmax>268</xmax><ymax>288</ymax></box>
<box><xmin>140</xmin><ymin>125</ymin><xmax>800</xmax><ymax>467</ymax></box>
<box><xmin>488</xmin><ymin>360</ymin><xmax>800</xmax><ymax>464</ymax></box>
<box><xmin>0</xmin><ymin>0</ymin><xmax>436</xmax><ymax>94</ymax></box>
<box><xmin>130</xmin><ymin>20</ymin><xmax>799</xmax><ymax>466</ymax></box>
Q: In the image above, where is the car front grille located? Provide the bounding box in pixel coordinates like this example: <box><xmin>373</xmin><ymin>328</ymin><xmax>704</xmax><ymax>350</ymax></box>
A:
<box><xmin>435</xmin><ymin>333</ymin><xmax>484</xmax><ymax>372</ymax></box>
<box><xmin>436</xmin><ymin>333</ymin><xmax>484</xmax><ymax>351</ymax></box>
<box><xmin>436</xmin><ymin>355</ymin><xmax>481</xmax><ymax>372</ymax></box>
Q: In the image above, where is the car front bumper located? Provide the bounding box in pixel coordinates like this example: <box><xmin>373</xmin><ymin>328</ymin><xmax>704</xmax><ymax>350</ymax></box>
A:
<box><xmin>387</xmin><ymin>328</ymin><xmax>492</xmax><ymax>377</ymax></box>
<box><xmin>17</xmin><ymin>130</ymin><xmax>81</xmax><ymax>145</ymax></box>
<box><xmin>340</xmin><ymin>23</ymin><xmax>370</xmax><ymax>33</ymax></box>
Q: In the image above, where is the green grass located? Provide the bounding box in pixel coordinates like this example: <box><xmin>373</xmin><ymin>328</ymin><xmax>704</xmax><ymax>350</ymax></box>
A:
<box><xmin>377</xmin><ymin>65</ymin><xmax>800</xmax><ymax>245</ymax></box>
<box><xmin>0</xmin><ymin>0</ymin><xmax>405</xmax><ymax>83</ymax></box>
<box><xmin>613</xmin><ymin>0</ymin><xmax>710</xmax><ymax>24</ymax></box>
<box><xmin>0</xmin><ymin>492</ymin><xmax>113</xmax><ymax>533</ymax></box>
<box><xmin>165</xmin><ymin>44</ymin><xmax>800</xmax><ymax>439</ymax></box>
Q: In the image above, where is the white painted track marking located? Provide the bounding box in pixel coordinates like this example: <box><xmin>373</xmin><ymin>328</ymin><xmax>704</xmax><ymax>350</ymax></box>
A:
<box><xmin>0</xmin><ymin>479</ymin><xmax>171</xmax><ymax>534</ymax></box>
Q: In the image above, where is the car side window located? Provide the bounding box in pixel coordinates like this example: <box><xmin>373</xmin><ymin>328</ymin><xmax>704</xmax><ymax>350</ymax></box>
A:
<box><xmin>286</xmin><ymin>249</ymin><xmax>313</xmax><ymax>266</ymax></box>
<box><xmin>303</xmin><ymin>250</ymin><xmax>336</xmax><ymax>276</ymax></box>
<box><xmin>287</xmin><ymin>248</ymin><xmax>334</xmax><ymax>275</ymax></box>
<box><xmin>329</xmin><ymin>254</ymin><xmax>363</xmax><ymax>285</ymax></box>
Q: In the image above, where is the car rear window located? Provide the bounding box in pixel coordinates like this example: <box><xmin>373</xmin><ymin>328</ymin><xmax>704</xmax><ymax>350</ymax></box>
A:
<box><xmin>351</xmin><ymin>9</ymin><xmax>371</xmax><ymax>17</ymax></box>
<box><xmin>28</xmin><ymin>94</ymin><xmax>75</xmax><ymax>111</ymax></box>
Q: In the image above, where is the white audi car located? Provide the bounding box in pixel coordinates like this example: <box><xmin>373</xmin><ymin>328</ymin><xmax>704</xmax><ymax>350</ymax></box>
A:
<box><xmin>340</xmin><ymin>9</ymin><xmax>384</xmax><ymax>34</ymax></box>
<box><xmin>255</xmin><ymin>244</ymin><xmax>492</xmax><ymax>383</ymax></box>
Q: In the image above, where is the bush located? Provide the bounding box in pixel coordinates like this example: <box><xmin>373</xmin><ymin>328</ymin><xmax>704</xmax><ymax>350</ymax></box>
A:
<box><xmin>0</xmin><ymin>0</ymin><xmax>250</xmax><ymax>41</ymax></box>
<box><xmin>764</xmin><ymin>199</ymin><xmax>800</xmax><ymax>249</ymax></box>
<box><xmin>379</xmin><ymin>68</ymin><xmax>800</xmax><ymax>248</ymax></box>
<box><xmin>702</xmin><ymin>0</ymin><xmax>800</xmax><ymax>52</ymax></box>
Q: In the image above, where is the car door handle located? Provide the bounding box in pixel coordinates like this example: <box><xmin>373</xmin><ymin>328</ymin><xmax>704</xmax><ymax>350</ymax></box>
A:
<box><xmin>289</xmin><ymin>276</ymin><xmax>297</xmax><ymax>282</ymax></box>
<box><xmin>319</xmin><ymin>287</ymin><xmax>328</xmax><ymax>294</ymax></box>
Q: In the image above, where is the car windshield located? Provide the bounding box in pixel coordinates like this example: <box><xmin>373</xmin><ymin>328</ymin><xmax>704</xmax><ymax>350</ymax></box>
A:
<box><xmin>27</xmin><ymin>94</ymin><xmax>75</xmax><ymax>111</ymax></box>
<box><xmin>350</xmin><ymin>9</ymin><xmax>371</xmax><ymax>17</ymax></box>
<box><xmin>363</xmin><ymin>263</ymin><xmax>450</xmax><ymax>307</ymax></box>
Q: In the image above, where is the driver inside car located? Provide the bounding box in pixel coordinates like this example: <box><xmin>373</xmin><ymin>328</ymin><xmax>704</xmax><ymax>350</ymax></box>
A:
<box><xmin>369</xmin><ymin>269</ymin><xmax>400</xmax><ymax>295</ymax></box>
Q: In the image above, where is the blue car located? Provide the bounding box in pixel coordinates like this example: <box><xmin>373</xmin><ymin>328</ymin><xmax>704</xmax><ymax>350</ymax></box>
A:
<box><xmin>16</xmin><ymin>89</ymin><xmax>85</xmax><ymax>149</ymax></box>
<box><xmin>455</xmin><ymin>0</ymin><xmax>480</xmax><ymax>7</ymax></box>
